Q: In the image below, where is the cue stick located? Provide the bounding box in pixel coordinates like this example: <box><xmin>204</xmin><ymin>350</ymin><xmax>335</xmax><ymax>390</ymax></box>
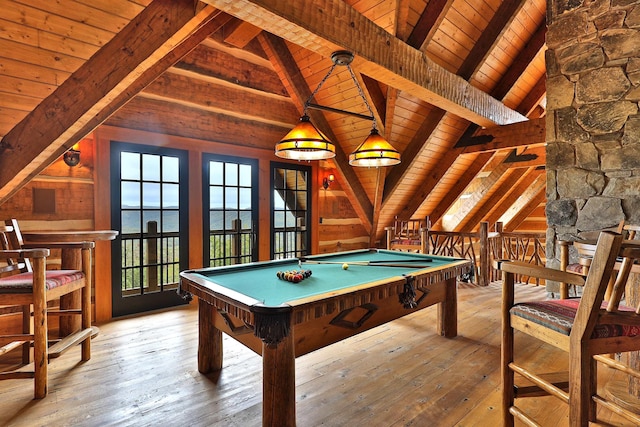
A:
<box><xmin>298</xmin><ymin>259</ymin><xmax>432</xmax><ymax>268</ymax></box>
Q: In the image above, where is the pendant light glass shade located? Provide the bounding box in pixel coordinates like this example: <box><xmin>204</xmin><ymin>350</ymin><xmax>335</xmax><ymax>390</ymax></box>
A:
<box><xmin>275</xmin><ymin>115</ymin><xmax>336</xmax><ymax>160</ymax></box>
<box><xmin>276</xmin><ymin>51</ymin><xmax>400</xmax><ymax>166</ymax></box>
<box><xmin>349</xmin><ymin>128</ymin><xmax>401</xmax><ymax>167</ymax></box>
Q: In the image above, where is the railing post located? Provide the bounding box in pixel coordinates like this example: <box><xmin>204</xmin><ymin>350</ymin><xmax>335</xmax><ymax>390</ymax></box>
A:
<box><xmin>231</xmin><ymin>219</ymin><xmax>241</xmax><ymax>264</ymax></box>
<box><xmin>495</xmin><ymin>222</ymin><xmax>504</xmax><ymax>259</ymax></box>
<box><xmin>479</xmin><ymin>222</ymin><xmax>489</xmax><ymax>286</ymax></box>
<box><xmin>147</xmin><ymin>220</ymin><xmax>158</xmax><ymax>292</ymax></box>
<box><xmin>493</xmin><ymin>222</ymin><xmax>504</xmax><ymax>283</ymax></box>
<box><xmin>425</xmin><ymin>216</ymin><xmax>431</xmax><ymax>254</ymax></box>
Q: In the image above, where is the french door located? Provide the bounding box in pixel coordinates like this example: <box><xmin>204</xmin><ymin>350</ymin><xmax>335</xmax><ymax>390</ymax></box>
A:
<box><xmin>271</xmin><ymin>162</ymin><xmax>311</xmax><ymax>259</ymax></box>
<box><xmin>202</xmin><ymin>154</ymin><xmax>258</xmax><ymax>266</ymax></box>
<box><xmin>110</xmin><ymin>142</ymin><xmax>189</xmax><ymax>317</ymax></box>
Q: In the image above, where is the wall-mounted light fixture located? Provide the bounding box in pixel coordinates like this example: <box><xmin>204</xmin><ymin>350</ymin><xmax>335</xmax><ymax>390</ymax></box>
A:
<box><xmin>275</xmin><ymin>51</ymin><xmax>400</xmax><ymax>167</ymax></box>
<box><xmin>322</xmin><ymin>174</ymin><xmax>335</xmax><ymax>190</ymax></box>
<box><xmin>63</xmin><ymin>143</ymin><xmax>80</xmax><ymax>167</ymax></box>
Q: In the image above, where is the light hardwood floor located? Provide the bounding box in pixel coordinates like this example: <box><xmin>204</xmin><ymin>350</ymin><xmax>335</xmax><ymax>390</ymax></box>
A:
<box><xmin>0</xmin><ymin>282</ymin><xmax>636</xmax><ymax>426</ymax></box>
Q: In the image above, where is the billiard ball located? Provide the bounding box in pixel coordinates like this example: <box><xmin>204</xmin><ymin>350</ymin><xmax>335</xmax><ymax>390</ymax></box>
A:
<box><xmin>342</xmin><ymin>263</ymin><xmax>349</xmax><ymax>270</ymax></box>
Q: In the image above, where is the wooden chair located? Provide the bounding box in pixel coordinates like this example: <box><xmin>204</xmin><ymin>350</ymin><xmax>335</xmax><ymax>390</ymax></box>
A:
<box><xmin>497</xmin><ymin>231</ymin><xmax>640</xmax><ymax>426</ymax></box>
<box><xmin>385</xmin><ymin>216</ymin><xmax>427</xmax><ymax>253</ymax></box>
<box><xmin>558</xmin><ymin>220</ymin><xmax>626</xmax><ymax>298</ymax></box>
<box><xmin>0</xmin><ymin>219</ymin><xmax>94</xmax><ymax>398</ymax></box>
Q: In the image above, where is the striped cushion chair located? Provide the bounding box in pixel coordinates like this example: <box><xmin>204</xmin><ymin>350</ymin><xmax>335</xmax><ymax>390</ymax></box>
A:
<box><xmin>496</xmin><ymin>231</ymin><xmax>640</xmax><ymax>427</ymax></box>
<box><xmin>0</xmin><ymin>219</ymin><xmax>94</xmax><ymax>399</ymax></box>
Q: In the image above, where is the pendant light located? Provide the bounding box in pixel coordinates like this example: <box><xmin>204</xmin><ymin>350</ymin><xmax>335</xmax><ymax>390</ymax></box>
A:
<box><xmin>275</xmin><ymin>51</ymin><xmax>400</xmax><ymax>167</ymax></box>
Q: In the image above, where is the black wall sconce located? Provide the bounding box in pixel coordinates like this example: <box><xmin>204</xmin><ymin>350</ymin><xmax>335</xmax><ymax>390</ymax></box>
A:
<box><xmin>63</xmin><ymin>145</ymin><xmax>80</xmax><ymax>167</ymax></box>
<box><xmin>322</xmin><ymin>174</ymin><xmax>335</xmax><ymax>190</ymax></box>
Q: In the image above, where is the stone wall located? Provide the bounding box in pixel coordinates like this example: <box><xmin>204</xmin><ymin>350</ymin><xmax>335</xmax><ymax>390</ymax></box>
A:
<box><xmin>545</xmin><ymin>0</ymin><xmax>640</xmax><ymax>273</ymax></box>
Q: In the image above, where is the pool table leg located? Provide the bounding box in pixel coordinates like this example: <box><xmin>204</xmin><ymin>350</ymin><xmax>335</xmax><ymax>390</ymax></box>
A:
<box><xmin>198</xmin><ymin>299</ymin><xmax>223</xmax><ymax>373</ymax></box>
<box><xmin>262</xmin><ymin>330</ymin><xmax>296</xmax><ymax>427</ymax></box>
<box><xmin>437</xmin><ymin>276</ymin><xmax>457</xmax><ymax>338</ymax></box>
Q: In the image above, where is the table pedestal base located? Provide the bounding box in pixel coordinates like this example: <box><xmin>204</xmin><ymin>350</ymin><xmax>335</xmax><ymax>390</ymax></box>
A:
<box><xmin>604</xmin><ymin>380</ymin><xmax>640</xmax><ymax>414</ymax></box>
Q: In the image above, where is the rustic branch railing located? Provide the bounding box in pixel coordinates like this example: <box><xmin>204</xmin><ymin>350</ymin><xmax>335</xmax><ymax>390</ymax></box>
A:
<box><xmin>488</xmin><ymin>223</ymin><xmax>546</xmax><ymax>285</ymax></box>
<box><xmin>425</xmin><ymin>222</ymin><xmax>489</xmax><ymax>286</ymax></box>
<box><xmin>420</xmin><ymin>221</ymin><xmax>546</xmax><ymax>286</ymax></box>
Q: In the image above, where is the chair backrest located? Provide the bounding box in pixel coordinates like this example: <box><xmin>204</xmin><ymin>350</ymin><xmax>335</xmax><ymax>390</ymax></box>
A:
<box><xmin>392</xmin><ymin>216</ymin><xmax>426</xmax><ymax>239</ymax></box>
<box><xmin>0</xmin><ymin>219</ymin><xmax>31</xmax><ymax>276</ymax></box>
<box><xmin>570</xmin><ymin>231</ymin><xmax>623</xmax><ymax>342</ymax></box>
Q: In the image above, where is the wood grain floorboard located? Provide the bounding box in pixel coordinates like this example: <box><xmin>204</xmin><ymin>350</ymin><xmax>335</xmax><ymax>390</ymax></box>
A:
<box><xmin>0</xmin><ymin>282</ymin><xmax>636</xmax><ymax>426</ymax></box>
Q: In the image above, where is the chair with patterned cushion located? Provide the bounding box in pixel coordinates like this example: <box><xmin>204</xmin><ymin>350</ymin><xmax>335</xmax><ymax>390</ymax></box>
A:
<box><xmin>385</xmin><ymin>216</ymin><xmax>428</xmax><ymax>253</ymax></box>
<box><xmin>558</xmin><ymin>220</ymin><xmax>625</xmax><ymax>298</ymax></box>
<box><xmin>497</xmin><ymin>231</ymin><xmax>640</xmax><ymax>426</ymax></box>
<box><xmin>0</xmin><ymin>219</ymin><xmax>94</xmax><ymax>398</ymax></box>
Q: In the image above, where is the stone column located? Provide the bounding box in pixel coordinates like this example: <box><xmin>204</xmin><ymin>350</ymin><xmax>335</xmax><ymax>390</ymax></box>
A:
<box><xmin>546</xmin><ymin>0</ymin><xmax>640</xmax><ymax>268</ymax></box>
<box><xmin>546</xmin><ymin>0</ymin><xmax>640</xmax><ymax>408</ymax></box>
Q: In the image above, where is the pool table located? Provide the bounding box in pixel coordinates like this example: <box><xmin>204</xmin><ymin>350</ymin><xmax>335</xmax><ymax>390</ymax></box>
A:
<box><xmin>178</xmin><ymin>249</ymin><xmax>471</xmax><ymax>427</ymax></box>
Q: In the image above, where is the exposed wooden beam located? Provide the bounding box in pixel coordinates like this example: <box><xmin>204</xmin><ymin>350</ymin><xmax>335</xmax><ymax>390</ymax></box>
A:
<box><xmin>202</xmin><ymin>0</ymin><xmax>527</xmax><ymax>127</ymax></box>
<box><xmin>0</xmin><ymin>0</ymin><xmax>223</xmax><ymax>202</ymax></box>
<box><xmin>493</xmin><ymin>21</ymin><xmax>546</xmax><ymax>101</ymax></box>
<box><xmin>518</xmin><ymin>75</ymin><xmax>547</xmax><ymax>117</ymax></box>
<box><xmin>361</xmin><ymin>75</ymin><xmax>387</xmax><ymax>126</ymax></box>
<box><xmin>370</xmin><ymin>86</ymin><xmax>399</xmax><ymax>246</ymax></box>
<box><xmin>428</xmin><ymin>152</ymin><xmax>494</xmax><ymax>229</ymax></box>
<box><xmin>457</xmin><ymin>117</ymin><xmax>545</xmax><ymax>153</ymax></box>
<box><xmin>258</xmin><ymin>32</ymin><xmax>373</xmax><ymax>232</ymax></box>
<box><xmin>406</xmin><ymin>0</ymin><xmax>454</xmax><ymax>50</ymax></box>
<box><xmin>224</xmin><ymin>20</ymin><xmax>263</xmax><ymax>48</ymax></box>
<box><xmin>457</xmin><ymin>0</ymin><xmax>527</xmax><ymax>80</ymax></box>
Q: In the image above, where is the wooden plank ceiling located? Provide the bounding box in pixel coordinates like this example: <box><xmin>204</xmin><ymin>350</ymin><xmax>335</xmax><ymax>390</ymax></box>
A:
<box><xmin>0</xmin><ymin>0</ymin><xmax>547</xmax><ymax>243</ymax></box>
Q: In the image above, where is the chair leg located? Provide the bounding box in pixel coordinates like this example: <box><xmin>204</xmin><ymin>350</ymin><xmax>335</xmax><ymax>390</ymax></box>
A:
<box><xmin>21</xmin><ymin>304</ymin><xmax>31</xmax><ymax>364</ymax></box>
<box><xmin>80</xmin><ymin>284</ymin><xmax>91</xmax><ymax>361</ymax></box>
<box><xmin>502</xmin><ymin>272</ymin><xmax>515</xmax><ymax>426</ymax></box>
<box><xmin>80</xmin><ymin>246</ymin><xmax>92</xmax><ymax>361</ymax></box>
<box><xmin>32</xmin><ymin>257</ymin><xmax>48</xmax><ymax>399</ymax></box>
<box><xmin>570</xmin><ymin>345</ymin><xmax>594</xmax><ymax>427</ymax></box>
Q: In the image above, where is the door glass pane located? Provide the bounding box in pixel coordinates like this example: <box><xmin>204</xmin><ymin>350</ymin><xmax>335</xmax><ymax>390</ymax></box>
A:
<box><xmin>162</xmin><ymin>157</ymin><xmax>179</xmax><ymax>182</ymax></box>
<box><xmin>142</xmin><ymin>154</ymin><xmax>160</xmax><ymax>181</ymax></box>
<box><xmin>121</xmin><ymin>152</ymin><xmax>140</xmax><ymax>180</ymax></box>
<box><xmin>204</xmin><ymin>156</ymin><xmax>257</xmax><ymax>267</ymax></box>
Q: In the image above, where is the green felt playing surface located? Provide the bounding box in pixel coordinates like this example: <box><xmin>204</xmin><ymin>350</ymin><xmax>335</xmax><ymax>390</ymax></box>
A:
<box><xmin>193</xmin><ymin>249</ymin><xmax>462</xmax><ymax>306</ymax></box>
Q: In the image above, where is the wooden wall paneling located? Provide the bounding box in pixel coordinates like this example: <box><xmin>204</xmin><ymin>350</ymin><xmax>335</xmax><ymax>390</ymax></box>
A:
<box><xmin>188</xmin><ymin>150</ymin><xmax>203</xmax><ymax>270</ymax></box>
<box><xmin>257</xmin><ymin>158</ymin><xmax>272</xmax><ymax>261</ymax></box>
<box><xmin>106</xmin><ymin>97</ymin><xmax>290</xmax><ymax>149</ymax></box>
<box><xmin>141</xmin><ymin>71</ymin><xmax>297</xmax><ymax>128</ymax></box>
<box><xmin>94</xmin><ymin>129</ymin><xmax>113</xmax><ymax>323</ymax></box>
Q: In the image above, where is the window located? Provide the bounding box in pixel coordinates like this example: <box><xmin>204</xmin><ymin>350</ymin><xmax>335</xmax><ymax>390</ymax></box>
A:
<box><xmin>272</xmin><ymin>163</ymin><xmax>311</xmax><ymax>259</ymax></box>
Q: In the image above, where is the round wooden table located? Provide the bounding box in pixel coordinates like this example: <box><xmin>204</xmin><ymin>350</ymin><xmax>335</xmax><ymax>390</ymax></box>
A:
<box><xmin>23</xmin><ymin>230</ymin><xmax>118</xmax><ymax>335</ymax></box>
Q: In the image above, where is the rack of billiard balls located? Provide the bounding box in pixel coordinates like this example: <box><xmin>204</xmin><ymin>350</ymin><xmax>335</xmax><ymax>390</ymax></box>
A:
<box><xmin>276</xmin><ymin>269</ymin><xmax>312</xmax><ymax>283</ymax></box>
